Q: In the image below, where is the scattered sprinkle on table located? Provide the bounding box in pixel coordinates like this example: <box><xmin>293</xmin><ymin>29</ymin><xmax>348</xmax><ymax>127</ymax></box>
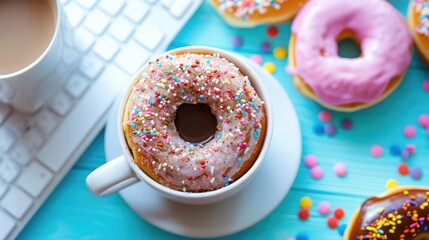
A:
<box><xmin>341</xmin><ymin>118</ymin><xmax>353</xmax><ymax>130</ymax></box>
<box><xmin>249</xmin><ymin>54</ymin><xmax>262</xmax><ymax>65</ymax></box>
<box><xmin>370</xmin><ymin>145</ymin><xmax>383</xmax><ymax>158</ymax></box>
<box><xmin>423</xmin><ymin>80</ymin><xmax>429</xmax><ymax>92</ymax></box>
<box><xmin>327</xmin><ymin>216</ymin><xmax>339</xmax><ymax>229</ymax></box>
<box><xmin>298</xmin><ymin>208</ymin><xmax>310</xmax><ymax>220</ymax></box>
<box><xmin>296</xmin><ymin>232</ymin><xmax>309</xmax><ymax>240</ymax></box>
<box><xmin>313</xmin><ymin>124</ymin><xmax>324</xmax><ymax>135</ymax></box>
<box><xmin>266</xmin><ymin>26</ymin><xmax>279</xmax><ymax>38</ymax></box>
<box><xmin>318</xmin><ymin>201</ymin><xmax>331</xmax><ymax>215</ymax></box>
<box><xmin>260</xmin><ymin>41</ymin><xmax>271</xmax><ymax>52</ymax></box>
<box><xmin>386</xmin><ymin>179</ymin><xmax>398</xmax><ymax>189</ymax></box>
<box><xmin>263</xmin><ymin>62</ymin><xmax>276</xmax><ymax>74</ymax></box>
<box><xmin>232</xmin><ymin>36</ymin><xmax>243</xmax><ymax>48</ymax></box>
<box><xmin>333</xmin><ymin>163</ymin><xmax>347</xmax><ymax>177</ymax></box>
<box><xmin>334</xmin><ymin>208</ymin><xmax>345</xmax><ymax>219</ymax></box>
<box><xmin>273</xmin><ymin>46</ymin><xmax>287</xmax><ymax>59</ymax></box>
<box><xmin>318</xmin><ymin>110</ymin><xmax>332</xmax><ymax>122</ymax></box>
<box><xmin>304</xmin><ymin>154</ymin><xmax>318</xmax><ymax>168</ymax></box>
<box><xmin>410</xmin><ymin>167</ymin><xmax>422</xmax><ymax>180</ymax></box>
<box><xmin>390</xmin><ymin>144</ymin><xmax>401</xmax><ymax>156</ymax></box>
<box><xmin>401</xmin><ymin>148</ymin><xmax>411</xmax><ymax>161</ymax></box>
<box><xmin>418</xmin><ymin>114</ymin><xmax>429</xmax><ymax>128</ymax></box>
<box><xmin>300</xmin><ymin>196</ymin><xmax>313</xmax><ymax>209</ymax></box>
<box><xmin>398</xmin><ymin>163</ymin><xmax>409</xmax><ymax>176</ymax></box>
<box><xmin>310</xmin><ymin>166</ymin><xmax>324</xmax><ymax>180</ymax></box>
<box><xmin>405</xmin><ymin>144</ymin><xmax>416</xmax><ymax>155</ymax></box>
<box><xmin>337</xmin><ymin>224</ymin><xmax>347</xmax><ymax>236</ymax></box>
<box><xmin>324</xmin><ymin>124</ymin><xmax>337</xmax><ymax>136</ymax></box>
<box><xmin>404</xmin><ymin>125</ymin><xmax>416</xmax><ymax>138</ymax></box>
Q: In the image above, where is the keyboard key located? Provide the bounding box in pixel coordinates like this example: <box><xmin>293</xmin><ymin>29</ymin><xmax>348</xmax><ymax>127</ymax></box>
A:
<box><xmin>34</xmin><ymin>109</ymin><xmax>61</xmax><ymax>136</ymax></box>
<box><xmin>108</xmin><ymin>16</ymin><xmax>134</xmax><ymax>42</ymax></box>
<box><xmin>0</xmin><ymin>157</ymin><xmax>20</xmax><ymax>183</ymax></box>
<box><xmin>1</xmin><ymin>187</ymin><xmax>32</xmax><ymax>219</ymax></box>
<box><xmin>115</xmin><ymin>41</ymin><xmax>149</xmax><ymax>74</ymax></box>
<box><xmin>75</xmin><ymin>0</ymin><xmax>98</xmax><ymax>10</ymax></box>
<box><xmin>93</xmin><ymin>35</ymin><xmax>120</xmax><ymax>61</ymax></box>
<box><xmin>123</xmin><ymin>0</ymin><xmax>149</xmax><ymax>23</ymax></box>
<box><xmin>38</xmin><ymin>66</ymin><xmax>129</xmax><ymax>172</ymax></box>
<box><xmin>135</xmin><ymin>23</ymin><xmax>165</xmax><ymax>50</ymax></box>
<box><xmin>4</xmin><ymin>112</ymin><xmax>28</xmax><ymax>135</ymax></box>
<box><xmin>161</xmin><ymin>0</ymin><xmax>175</xmax><ymax>8</ymax></box>
<box><xmin>0</xmin><ymin>180</ymin><xmax>7</xmax><ymax>198</ymax></box>
<box><xmin>17</xmin><ymin>162</ymin><xmax>53</xmax><ymax>198</ymax></box>
<box><xmin>80</xmin><ymin>54</ymin><xmax>105</xmax><ymax>79</ymax></box>
<box><xmin>23</xmin><ymin>128</ymin><xmax>45</xmax><ymax>150</ymax></box>
<box><xmin>0</xmin><ymin>82</ymin><xmax>14</xmax><ymax>104</ymax></box>
<box><xmin>64</xmin><ymin>2</ymin><xmax>86</xmax><ymax>28</ymax></box>
<box><xmin>0</xmin><ymin>128</ymin><xmax>15</xmax><ymax>153</ymax></box>
<box><xmin>48</xmin><ymin>91</ymin><xmax>74</xmax><ymax>117</ymax></box>
<box><xmin>170</xmin><ymin>0</ymin><xmax>192</xmax><ymax>18</ymax></box>
<box><xmin>62</xmin><ymin>47</ymin><xmax>80</xmax><ymax>68</ymax></box>
<box><xmin>65</xmin><ymin>74</ymin><xmax>90</xmax><ymax>98</ymax></box>
<box><xmin>0</xmin><ymin>210</ymin><xmax>15</xmax><ymax>240</ymax></box>
<box><xmin>83</xmin><ymin>9</ymin><xmax>110</xmax><ymax>35</ymax></box>
<box><xmin>99</xmin><ymin>0</ymin><xmax>126</xmax><ymax>16</ymax></box>
<box><xmin>74</xmin><ymin>28</ymin><xmax>96</xmax><ymax>53</ymax></box>
<box><xmin>10</xmin><ymin>144</ymin><xmax>33</xmax><ymax>166</ymax></box>
<box><xmin>0</xmin><ymin>104</ymin><xmax>11</xmax><ymax>125</ymax></box>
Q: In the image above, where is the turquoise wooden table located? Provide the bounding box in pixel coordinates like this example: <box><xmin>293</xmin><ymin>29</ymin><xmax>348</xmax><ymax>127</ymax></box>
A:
<box><xmin>17</xmin><ymin>1</ymin><xmax>429</xmax><ymax>239</ymax></box>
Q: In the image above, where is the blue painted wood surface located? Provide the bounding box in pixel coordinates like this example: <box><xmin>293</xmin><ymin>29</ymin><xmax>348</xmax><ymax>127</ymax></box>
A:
<box><xmin>18</xmin><ymin>1</ymin><xmax>429</xmax><ymax>239</ymax></box>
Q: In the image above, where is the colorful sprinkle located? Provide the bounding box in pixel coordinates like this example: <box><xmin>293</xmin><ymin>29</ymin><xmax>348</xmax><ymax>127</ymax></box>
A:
<box><xmin>423</xmin><ymin>80</ymin><xmax>429</xmax><ymax>92</ymax></box>
<box><xmin>249</xmin><ymin>54</ymin><xmax>263</xmax><ymax>65</ymax></box>
<box><xmin>273</xmin><ymin>46</ymin><xmax>287</xmax><ymax>59</ymax></box>
<box><xmin>310</xmin><ymin>166</ymin><xmax>324</xmax><ymax>180</ymax></box>
<box><xmin>405</xmin><ymin>144</ymin><xmax>416</xmax><ymax>155</ymax></box>
<box><xmin>263</xmin><ymin>62</ymin><xmax>276</xmax><ymax>74</ymax></box>
<box><xmin>386</xmin><ymin>179</ymin><xmax>398</xmax><ymax>189</ymax></box>
<box><xmin>327</xmin><ymin>216</ymin><xmax>339</xmax><ymax>229</ymax></box>
<box><xmin>232</xmin><ymin>36</ymin><xmax>243</xmax><ymax>48</ymax></box>
<box><xmin>334</xmin><ymin>208</ymin><xmax>345</xmax><ymax>219</ymax></box>
<box><xmin>260</xmin><ymin>41</ymin><xmax>271</xmax><ymax>52</ymax></box>
<box><xmin>300</xmin><ymin>196</ymin><xmax>313</xmax><ymax>209</ymax></box>
<box><xmin>298</xmin><ymin>208</ymin><xmax>310</xmax><ymax>220</ymax></box>
<box><xmin>337</xmin><ymin>224</ymin><xmax>347</xmax><ymax>236</ymax></box>
<box><xmin>410</xmin><ymin>167</ymin><xmax>423</xmax><ymax>180</ymax></box>
<box><xmin>333</xmin><ymin>163</ymin><xmax>347</xmax><ymax>177</ymax></box>
<box><xmin>401</xmin><ymin>148</ymin><xmax>411</xmax><ymax>161</ymax></box>
<box><xmin>370</xmin><ymin>145</ymin><xmax>383</xmax><ymax>158</ymax></box>
<box><xmin>304</xmin><ymin>154</ymin><xmax>318</xmax><ymax>168</ymax></box>
<box><xmin>296</xmin><ymin>232</ymin><xmax>309</xmax><ymax>240</ymax></box>
<box><xmin>324</xmin><ymin>124</ymin><xmax>337</xmax><ymax>136</ymax></box>
<box><xmin>267</xmin><ymin>26</ymin><xmax>279</xmax><ymax>38</ymax></box>
<box><xmin>217</xmin><ymin>0</ymin><xmax>285</xmax><ymax>18</ymax></box>
<box><xmin>404</xmin><ymin>125</ymin><xmax>416</xmax><ymax>138</ymax></box>
<box><xmin>341</xmin><ymin>118</ymin><xmax>353</xmax><ymax>130</ymax></box>
<box><xmin>390</xmin><ymin>144</ymin><xmax>401</xmax><ymax>156</ymax></box>
<box><xmin>318</xmin><ymin>110</ymin><xmax>332</xmax><ymax>122</ymax></box>
<box><xmin>318</xmin><ymin>201</ymin><xmax>331</xmax><ymax>215</ymax></box>
<box><xmin>313</xmin><ymin>124</ymin><xmax>324</xmax><ymax>135</ymax></box>
<box><xmin>418</xmin><ymin>114</ymin><xmax>429</xmax><ymax>128</ymax></box>
<box><xmin>398</xmin><ymin>163</ymin><xmax>409</xmax><ymax>176</ymax></box>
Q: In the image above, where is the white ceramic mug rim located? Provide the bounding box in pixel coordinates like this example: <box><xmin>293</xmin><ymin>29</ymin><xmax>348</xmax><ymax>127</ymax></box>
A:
<box><xmin>0</xmin><ymin>0</ymin><xmax>61</xmax><ymax>79</ymax></box>
<box><xmin>117</xmin><ymin>46</ymin><xmax>273</xmax><ymax>199</ymax></box>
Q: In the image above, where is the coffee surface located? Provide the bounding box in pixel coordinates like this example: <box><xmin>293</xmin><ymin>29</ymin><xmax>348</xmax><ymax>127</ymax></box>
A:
<box><xmin>0</xmin><ymin>0</ymin><xmax>56</xmax><ymax>75</ymax></box>
<box><xmin>174</xmin><ymin>103</ymin><xmax>217</xmax><ymax>145</ymax></box>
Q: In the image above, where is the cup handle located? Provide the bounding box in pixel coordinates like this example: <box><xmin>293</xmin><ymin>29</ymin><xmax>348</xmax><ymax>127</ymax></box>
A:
<box><xmin>86</xmin><ymin>155</ymin><xmax>139</xmax><ymax>197</ymax></box>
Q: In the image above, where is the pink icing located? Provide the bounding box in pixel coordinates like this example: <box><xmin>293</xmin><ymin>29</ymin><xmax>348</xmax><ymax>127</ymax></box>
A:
<box><xmin>290</xmin><ymin>0</ymin><xmax>412</xmax><ymax>105</ymax></box>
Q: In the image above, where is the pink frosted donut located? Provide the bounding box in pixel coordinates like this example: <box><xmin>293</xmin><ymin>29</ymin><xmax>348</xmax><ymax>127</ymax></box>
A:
<box><xmin>288</xmin><ymin>0</ymin><xmax>412</xmax><ymax>111</ymax></box>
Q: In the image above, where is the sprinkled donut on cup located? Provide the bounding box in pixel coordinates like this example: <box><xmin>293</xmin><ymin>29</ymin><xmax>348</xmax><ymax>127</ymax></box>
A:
<box><xmin>209</xmin><ymin>0</ymin><xmax>308</xmax><ymax>28</ymax></box>
<box><xmin>288</xmin><ymin>0</ymin><xmax>412</xmax><ymax>112</ymax></box>
<box><xmin>122</xmin><ymin>50</ymin><xmax>267</xmax><ymax>192</ymax></box>
<box><xmin>408</xmin><ymin>0</ymin><xmax>429</xmax><ymax>64</ymax></box>
<box><xmin>344</xmin><ymin>186</ymin><xmax>429</xmax><ymax>239</ymax></box>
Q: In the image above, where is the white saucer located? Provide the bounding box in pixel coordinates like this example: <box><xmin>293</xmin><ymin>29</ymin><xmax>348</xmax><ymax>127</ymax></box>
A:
<box><xmin>104</xmin><ymin>56</ymin><xmax>302</xmax><ymax>238</ymax></box>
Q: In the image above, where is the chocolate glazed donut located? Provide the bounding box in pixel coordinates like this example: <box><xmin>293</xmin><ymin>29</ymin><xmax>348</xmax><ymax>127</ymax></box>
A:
<box><xmin>344</xmin><ymin>187</ymin><xmax>429</xmax><ymax>240</ymax></box>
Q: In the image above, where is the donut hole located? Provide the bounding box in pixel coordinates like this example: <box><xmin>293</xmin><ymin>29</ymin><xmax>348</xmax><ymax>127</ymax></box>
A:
<box><xmin>337</xmin><ymin>30</ymin><xmax>361</xmax><ymax>58</ymax></box>
<box><xmin>174</xmin><ymin>103</ymin><xmax>217</xmax><ymax>145</ymax></box>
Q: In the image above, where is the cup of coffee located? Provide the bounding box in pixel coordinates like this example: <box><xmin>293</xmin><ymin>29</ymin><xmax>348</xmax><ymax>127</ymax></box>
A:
<box><xmin>86</xmin><ymin>46</ymin><xmax>273</xmax><ymax>205</ymax></box>
<box><xmin>0</xmin><ymin>0</ymin><xmax>78</xmax><ymax>113</ymax></box>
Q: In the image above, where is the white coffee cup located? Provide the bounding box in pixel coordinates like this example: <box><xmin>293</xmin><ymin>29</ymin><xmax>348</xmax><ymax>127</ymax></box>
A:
<box><xmin>0</xmin><ymin>0</ymin><xmax>79</xmax><ymax>113</ymax></box>
<box><xmin>86</xmin><ymin>46</ymin><xmax>274</xmax><ymax>205</ymax></box>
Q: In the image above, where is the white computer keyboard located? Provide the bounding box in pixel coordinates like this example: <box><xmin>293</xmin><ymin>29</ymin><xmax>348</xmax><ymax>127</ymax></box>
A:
<box><xmin>0</xmin><ymin>0</ymin><xmax>202</xmax><ymax>239</ymax></box>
